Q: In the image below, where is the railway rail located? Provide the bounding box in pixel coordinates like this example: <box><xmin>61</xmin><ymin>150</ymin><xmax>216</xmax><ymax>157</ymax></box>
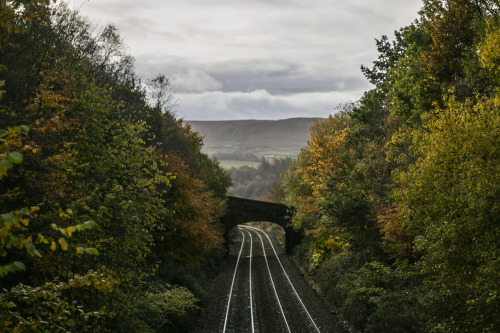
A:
<box><xmin>221</xmin><ymin>225</ymin><xmax>322</xmax><ymax>332</ymax></box>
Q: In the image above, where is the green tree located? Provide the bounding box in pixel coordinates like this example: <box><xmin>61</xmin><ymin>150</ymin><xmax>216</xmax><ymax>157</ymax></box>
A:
<box><xmin>395</xmin><ymin>93</ymin><xmax>500</xmax><ymax>331</ymax></box>
<box><xmin>280</xmin><ymin>1</ymin><xmax>500</xmax><ymax>331</ymax></box>
<box><xmin>1</xmin><ymin>1</ymin><xmax>231</xmax><ymax>331</ymax></box>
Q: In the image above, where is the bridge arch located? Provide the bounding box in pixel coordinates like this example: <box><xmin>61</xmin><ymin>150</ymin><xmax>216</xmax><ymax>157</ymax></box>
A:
<box><xmin>221</xmin><ymin>196</ymin><xmax>302</xmax><ymax>254</ymax></box>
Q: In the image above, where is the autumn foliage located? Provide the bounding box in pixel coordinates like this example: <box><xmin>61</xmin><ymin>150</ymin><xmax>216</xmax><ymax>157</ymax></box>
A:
<box><xmin>0</xmin><ymin>1</ymin><xmax>230</xmax><ymax>332</ymax></box>
<box><xmin>282</xmin><ymin>1</ymin><xmax>500</xmax><ymax>331</ymax></box>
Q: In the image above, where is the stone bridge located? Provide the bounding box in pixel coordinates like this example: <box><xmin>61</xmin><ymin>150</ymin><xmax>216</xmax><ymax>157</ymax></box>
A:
<box><xmin>221</xmin><ymin>196</ymin><xmax>302</xmax><ymax>254</ymax></box>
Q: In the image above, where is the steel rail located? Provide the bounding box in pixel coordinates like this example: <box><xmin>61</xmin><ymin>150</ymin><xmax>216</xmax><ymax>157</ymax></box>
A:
<box><xmin>241</xmin><ymin>228</ymin><xmax>256</xmax><ymax>333</ymax></box>
<box><xmin>244</xmin><ymin>225</ymin><xmax>322</xmax><ymax>333</ymax></box>
<box><xmin>246</xmin><ymin>227</ymin><xmax>291</xmax><ymax>333</ymax></box>
<box><xmin>222</xmin><ymin>229</ymin><xmax>246</xmax><ymax>332</ymax></box>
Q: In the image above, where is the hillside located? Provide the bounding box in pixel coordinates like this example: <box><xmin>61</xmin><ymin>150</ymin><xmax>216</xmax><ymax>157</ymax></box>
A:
<box><xmin>187</xmin><ymin>118</ymin><xmax>321</xmax><ymax>162</ymax></box>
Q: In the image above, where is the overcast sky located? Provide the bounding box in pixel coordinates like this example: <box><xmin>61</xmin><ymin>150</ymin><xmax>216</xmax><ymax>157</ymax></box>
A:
<box><xmin>66</xmin><ymin>0</ymin><xmax>422</xmax><ymax>120</ymax></box>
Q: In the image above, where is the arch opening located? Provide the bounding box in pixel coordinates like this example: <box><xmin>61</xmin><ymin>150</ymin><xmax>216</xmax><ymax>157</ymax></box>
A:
<box><xmin>221</xmin><ymin>196</ymin><xmax>303</xmax><ymax>254</ymax></box>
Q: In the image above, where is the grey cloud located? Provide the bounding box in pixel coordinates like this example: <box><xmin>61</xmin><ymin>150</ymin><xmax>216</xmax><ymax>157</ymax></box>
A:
<box><xmin>175</xmin><ymin>90</ymin><xmax>360</xmax><ymax>120</ymax></box>
<box><xmin>71</xmin><ymin>0</ymin><xmax>155</xmax><ymax>15</ymax></box>
<box><xmin>135</xmin><ymin>56</ymin><xmax>371</xmax><ymax>95</ymax></box>
<box><xmin>69</xmin><ymin>0</ymin><xmax>422</xmax><ymax>120</ymax></box>
<box><xmin>171</xmin><ymin>69</ymin><xmax>223</xmax><ymax>93</ymax></box>
<box><xmin>211</xmin><ymin>69</ymin><xmax>369</xmax><ymax>95</ymax></box>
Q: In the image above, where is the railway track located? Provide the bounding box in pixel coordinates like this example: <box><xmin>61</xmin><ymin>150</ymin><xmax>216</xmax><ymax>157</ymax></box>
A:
<box><xmin>221</xmin><ymin>225</ymin><xmax>322</xmax><ymax>332</ymax></box>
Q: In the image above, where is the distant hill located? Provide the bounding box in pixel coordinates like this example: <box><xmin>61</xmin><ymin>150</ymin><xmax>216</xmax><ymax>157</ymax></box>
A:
<box><xmin>187</xmin><ymin>118</ymin><xmax>321</xmax><ymax>163</ymax></box>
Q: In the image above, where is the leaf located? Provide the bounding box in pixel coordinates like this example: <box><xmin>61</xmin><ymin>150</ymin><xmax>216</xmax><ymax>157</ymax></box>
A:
<box><xmin>1</xmin><ymin>213</ymin><xmax>14</xmax><ymax>224</ymax></box>
<box><xmin>58</xmin><ymin>238</ymin><xmax>68</xmax><ymax>251</ymax></box>
<box><xmin>1</xmin><ymin>159</ymin><xmax>14</xmax><ymax>171</ymax></box>
<box><xmin>50</xmin><ymin>241</ymin><xmax>57</xmax><ymax>251</ymax></box>
<box><xmin>0</xmin><ymin>165</ymin><xmax>7</xmax><ymax>178</ymax></box>
<box><xmin>85</xmin><ymin>248</ymin><xmax>99</xmax><ymax>255</ymax></box>
<box><xmin>83</xmin><ymin>220</ymin><xmax>97</xmax><ymax>229</ymax></box>
<box><xmin>7</xmin><ymin>152</ymin><xmax>23</xmax><ymax>164</ymax></box>
<box><xmin>10</xmin><ymin>236</ymin><xmax>20</xmax><ymax>247</ymax></box>
<box><xmin>76</xmin><ymin>247</ymin><xmax>85</xmax><ymax>254</ymax></box>
<box><xmin>26</xmin><ymin>243</ymin><xmax>36</xmax><ymax>256</ymax></box>
<box><xmin>13</xmin><ymin>261</ymin><xmax>25</xmax><ymax>271</ymax></box>
<box><xmin>66</xmin><ymin>226</ymin><xmax>76</xmax><ymax>237</ymax></box>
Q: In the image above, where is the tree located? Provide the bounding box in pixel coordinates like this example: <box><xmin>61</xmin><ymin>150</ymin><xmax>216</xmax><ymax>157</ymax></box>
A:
<box><xmin>1</xmin><ymin>2</ymin><xmax>231</xmax><ymax>331</ymax></box>
<box><xmin>280</xmin><ymin>1</ymin><xmax>500</xmax><ymax>331</ymax></box>
<box><xmin>395</xmin><ymin>93</ymin><xmax>500</xmax><ymax>331</ymax></box>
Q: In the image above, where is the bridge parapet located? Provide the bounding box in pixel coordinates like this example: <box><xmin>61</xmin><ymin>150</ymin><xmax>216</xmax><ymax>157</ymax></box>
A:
<box><xmin>221</xmin><ymin>196</ymin><xmax>302</xmax><ymax>254</ymax></box>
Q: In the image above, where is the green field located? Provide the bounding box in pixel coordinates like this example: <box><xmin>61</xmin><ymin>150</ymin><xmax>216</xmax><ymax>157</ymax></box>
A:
<box><xmin>219</xmin><ymin>160</ymin><xmax>261</xmax><ymax>169</ymax></box>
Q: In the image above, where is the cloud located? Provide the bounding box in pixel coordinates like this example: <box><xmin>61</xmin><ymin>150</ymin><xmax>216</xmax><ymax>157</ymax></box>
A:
<box><xmin>176</xmin><ymin>90</ymin><xmax>360</xmax><ymax>120</ymax></box>
<box><xmin>67</xmin><ymin>0</ymin><xmax>422</xmax><ymax>119</ymax></box>
<box><xmin>135</xmin><ymin>56</ymin><xmax>371</xmax><ymax>96</ymax></box>
<box><xmin>171</xmin><ymin>69</ymin><xmax>223</xmax><ymax>93</ymax></box>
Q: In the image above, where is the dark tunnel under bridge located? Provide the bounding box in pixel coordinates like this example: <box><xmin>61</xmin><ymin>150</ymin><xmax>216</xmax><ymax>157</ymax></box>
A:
<box><xmin>221</xmin><ymin>196</ymin><xmax>302</xmax><ymax>254</ymax></box>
